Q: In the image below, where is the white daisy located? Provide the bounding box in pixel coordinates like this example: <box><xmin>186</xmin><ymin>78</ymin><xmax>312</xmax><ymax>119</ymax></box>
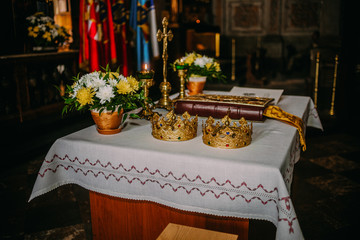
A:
<box><xmin>79</xmin><ymin>72</ymin><xmax>102</xmax><ymax>89</ymax></box>
<box><xmin>71</xmin><ymin>83</ymin><xmax>81</xmax><ymax>98</ymax></box>
<box><xmin>91</xmin><ymin>76</ymin><xmax>106</xmax><ymax>90</ymax></box>
<box><xmin>108</xmin><ymin>78</ymin><xmax>118</xmax><ymax>87</ymax></box>
<box><xmin>50</xmin><ymin>28</ymin><xmax>58</xmax><ymax>37</ymax></box>
<box><xmin>39</xmin><ymin>24</ymin><xmax>46</xmax><ymax>32</ymax></box>
<box><xmin>26</xmin><ymin>16</ymin><xmax>36</xmax><ymax>24</ymax></box>
<box><xmin>118</xmin><ymin>74</ymin><xmax>127</xmax><ymax>81</ymax></box>
<box><xmin>96</xmin><ymin>85</ymin><xmax>115</xmax><ymax>104</ymax></box>
<box><xmin>194</xmin><ymin>56</ymin><xmax>213</xmax><ymax>68</ymax></box>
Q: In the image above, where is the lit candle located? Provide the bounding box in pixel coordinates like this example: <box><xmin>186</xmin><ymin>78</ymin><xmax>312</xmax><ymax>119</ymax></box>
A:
<box><xmin>176</xmin><ymin>58</ymin><xmax>188</xmax><ymax>70</ymax></box>
<box><xmin>137</xmin><ymin>64</ymin><xmax>154</xmax><ymax>79</ymax></box>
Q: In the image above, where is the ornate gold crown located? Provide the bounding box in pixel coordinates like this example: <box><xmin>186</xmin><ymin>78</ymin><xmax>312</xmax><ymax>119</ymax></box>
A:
<box><xmin>202</xmin><ymin>115</ymin><xmax>252</xmax><ymax>149</ymax></box>
<box><xmin>151</xmin><ymin>110</ymin><xmax>198</xmax><ymax>141</ymax></box>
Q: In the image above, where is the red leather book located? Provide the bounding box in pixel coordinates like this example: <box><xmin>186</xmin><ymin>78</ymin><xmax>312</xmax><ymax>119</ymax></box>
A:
<box><xmin>174</xmin><ymin>94</ymin><xmax>274</xmax><ymax>121</ymax></box>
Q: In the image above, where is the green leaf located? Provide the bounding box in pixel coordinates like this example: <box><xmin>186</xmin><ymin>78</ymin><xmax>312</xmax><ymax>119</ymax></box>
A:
<box><xmin>130</xmin><ymin>113</ymin><xmax>140</xmax><ymax>119</ymax></box>
<box><xmin>122</xmin><ymin>113</ymin><xmax>128</xmax><ymax>123</ymax></box>
<box><xmin>54</xmin><ymin>84</ymin><xmax>61</xmax><ymax>93</ymax></box>
<box><xmin>62</xmin><ymin>105</ymin><xmax>68</xmax><ymax>116</ymax></box>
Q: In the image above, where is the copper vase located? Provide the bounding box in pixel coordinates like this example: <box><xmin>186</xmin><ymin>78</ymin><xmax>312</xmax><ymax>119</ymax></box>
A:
<box><xmin>187</xmin><ymin>76</ymin><xmax>206</xmax><ymax>95</ymax></box>
<box><xmin>91</xmin><ymin>108</ymin><xmax>124</xmax><ymax>135</ymax></box>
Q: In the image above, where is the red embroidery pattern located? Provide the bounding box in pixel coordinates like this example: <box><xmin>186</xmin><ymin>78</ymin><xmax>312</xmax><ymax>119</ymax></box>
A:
<box><xmin>284</xmin><ymin>136</ymin><xmax>300</xmax><ymax>186</ymax></box>
<box><xmin>279</xmin><ymin>216</ymin><xmax>297</xmax><ymax>233</ymax></box>
<box><xmin>43</xmin><ymin>155</ymin><xmax>280</xmax><ymax>194</ymax></box>
<box><xmin>308</xmin><ymin>106</ymin><xmax>320</xmax><ymax>119</ymax></box>
<box><xmin>40</xmin><ymin>163</ymin><xmax>280</xmax><ymax>204</ymax></box>
<box><xmin>39</xmin><ymin>154</ymin><xmax>298</xmax><ymax>234</ymax></box>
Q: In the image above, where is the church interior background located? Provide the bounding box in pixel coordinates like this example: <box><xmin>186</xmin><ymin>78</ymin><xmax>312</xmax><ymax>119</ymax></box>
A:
<box><xmin>1</xmin><ymin>0</ymin><xmax>360</xmax><ymax>239</ymax></box>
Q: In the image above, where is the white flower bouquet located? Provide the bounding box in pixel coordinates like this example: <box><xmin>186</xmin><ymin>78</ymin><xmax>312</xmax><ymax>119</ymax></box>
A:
<box><xmin>172</xmin><ymin>52</ymin><xmax>226</xmax><ymax>82</ymax></box>
<box><xmin>61</xmin><ymin>67</ymin><xmax>145</xmax><ymax>116</ymax></box>
<box><xmin>26</xmin><ymin>12</ymin><xmax>70</xmax><ymax>47</ymax></box>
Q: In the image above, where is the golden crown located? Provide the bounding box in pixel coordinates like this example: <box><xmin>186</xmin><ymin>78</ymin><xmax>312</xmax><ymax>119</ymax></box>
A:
<box><xmin>151</xmin><ymin>110</ymin><xmax>198</xmax><ymax>141</ymax></box>
<box><xmin>202</xmin><ymin>115</ymin><xmax>252</xmax><ymax>149</ymax></box>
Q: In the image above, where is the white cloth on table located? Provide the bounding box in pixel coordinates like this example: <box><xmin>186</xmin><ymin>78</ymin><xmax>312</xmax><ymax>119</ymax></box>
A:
<box><xmin>29</xmin><ymin>94</ymin><xmax>322</xmax><ymax>240</ymax></box>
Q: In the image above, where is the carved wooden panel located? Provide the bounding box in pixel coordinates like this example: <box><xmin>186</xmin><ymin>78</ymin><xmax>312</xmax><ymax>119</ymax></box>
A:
<box><xmin>282</xmin><ymin>0</ymin><xmax>321</xmax><ymax>34</ymax></box>
<box><xmin>224</xmin><ymin>0</ymin><xmax>265</xmax><ymax>35</ymax></box>
<box><xmin>222</xmin><ymin>0</ymin><xmax>322</xmax><ymax>36</ymax></box>
<box><xmin>269</xmin><ymin>0</ymin><xmax>280</xmax><ymax>33</ymax></box>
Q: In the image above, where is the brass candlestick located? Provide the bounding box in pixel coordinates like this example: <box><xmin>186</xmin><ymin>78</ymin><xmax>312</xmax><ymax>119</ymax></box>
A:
<box><xmin>330</xmin><ymin>54</ymin><xmax>339</xmax><ymax>116</ymax></box>
<box><xmin>314</xmin><ymin>51</ymin><xmax>320</xmax><ymax>108</ymax></box>
<box><xmin>175</xmin><ymin>62</ymin><xmax>188</xmax><ymax>99</ymax></box>
<box><xmin>137</xmin><ymin>69</ymin><xmax>155</xmax><ymax>119</ymax></box>
<box><xmin>156</xmin><ymin>17</ymin><xmax>173</xmax><ymax>110</ymax></box>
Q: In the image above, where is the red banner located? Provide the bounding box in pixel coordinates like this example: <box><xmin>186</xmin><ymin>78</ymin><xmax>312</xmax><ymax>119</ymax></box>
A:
<box><xmin>79</xmin><ymin>0</ymin><xmax>119</xmax><ymax>72</ymax></box>
<box><xmin>111</xmin><ymin>0</ymin><xmax>129</xmax><ymax>76</ymax></box>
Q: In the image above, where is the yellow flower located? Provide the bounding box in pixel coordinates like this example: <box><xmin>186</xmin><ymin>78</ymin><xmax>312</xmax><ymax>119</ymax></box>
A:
<box><xmin>109</xmin><ymin>72</ymin><xmax>119</xmax><ymax>79</ymax></box>
<box><xmin>205</xmin><ymin>62</ymin><xmax>212</xmax><ymax>69</ymax></box>
<box><xmin>28</xmin><ymin>26</ymin><xmax>33</xmax><ymax>31</ymax></box>
<box><xmin>28</xmin><ymin>31</ymin><xmax>36</xmax><ymax>37</ymax></box>
<box><xmin>127</xmin><ymin>76</ymin><xmax>139</xmax><ymax>91</ymax></box>
<box><xmin>76</xmin><ymin>87</ymin><xmax>95</xmax><ymax>106</ymax></box>
<box><xmin>116</xmin><ymin>80</ymin><xmax>132</xmax><ymax>94</ymax></box>
<box><xmin>33</xmin><ymin>26</ymin><xmax>39</xmax><ymax>32</ymax></box>
<box><xmin>43</xmin><ymin>31</ymin><xmax>51</xmax><ymax>39</ymax></box>
<box><xmin>214</xmin><ymin>62</ymin><xmax>221</xmax><ymax>72</ymax></box>
<box><xmin>184</xmin><ymin>53</ymin><xmax>196</xmax><ymax>65</ymax></box>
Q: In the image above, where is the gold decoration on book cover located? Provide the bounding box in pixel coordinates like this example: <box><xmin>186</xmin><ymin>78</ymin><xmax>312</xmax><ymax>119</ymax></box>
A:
<box><xmin>202</xmin><ymin>115</ymin><xmax>252</xmax><ymax>149</ymax></box>
<box><xmin>151</xmin><ymin>110</ymin><xmax>198</xmax><ymax>141</ymax></box>
<box><xmin>176</xmin><ymin>94</ymin><xmax>274</xmax><ymax>107</ymax></box>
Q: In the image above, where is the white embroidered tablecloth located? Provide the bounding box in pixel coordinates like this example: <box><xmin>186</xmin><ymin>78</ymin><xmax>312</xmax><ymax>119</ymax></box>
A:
<box><xmin>29</xmin><ymin>94</ymin><xmax>322</xmax><ymax>240</ymax></box>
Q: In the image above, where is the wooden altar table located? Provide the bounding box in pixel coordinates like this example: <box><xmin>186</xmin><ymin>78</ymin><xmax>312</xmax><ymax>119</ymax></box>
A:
<box><xmin>29</xmin><ymin>92</ymin><xmax>322</xmax><ymax>240</ymax></box>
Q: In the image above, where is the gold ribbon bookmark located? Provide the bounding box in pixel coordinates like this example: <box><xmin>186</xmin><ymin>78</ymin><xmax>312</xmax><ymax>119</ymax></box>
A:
<box><xmin>263</xmin><ymin>105</ymin><xmax>306</xmax><ymax>151</ymax></box>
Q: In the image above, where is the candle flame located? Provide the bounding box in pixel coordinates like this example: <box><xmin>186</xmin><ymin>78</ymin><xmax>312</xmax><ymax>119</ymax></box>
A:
<box><xmin>144</xmin><ymin>64</ymin><xmax>148</xmax><ymax>70</ymax></box>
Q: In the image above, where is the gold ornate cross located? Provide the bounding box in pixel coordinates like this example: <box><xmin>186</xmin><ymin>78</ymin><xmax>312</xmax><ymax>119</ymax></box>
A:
<box><xmin>155</xmin><ymin>17</ymin><xmax>173</xmax><ymax>109</ymax></box>
<box><xmin>157</xmin><ymin>17</ymin><xmax>173</xmax><ymax>83</ymax></box>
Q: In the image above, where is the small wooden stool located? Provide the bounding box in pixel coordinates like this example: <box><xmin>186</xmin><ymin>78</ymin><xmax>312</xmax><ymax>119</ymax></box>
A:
<box><xmin>157</xmin><ymin>223</ymin><xmax>238</xmax><ymax>240</ymax></box>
